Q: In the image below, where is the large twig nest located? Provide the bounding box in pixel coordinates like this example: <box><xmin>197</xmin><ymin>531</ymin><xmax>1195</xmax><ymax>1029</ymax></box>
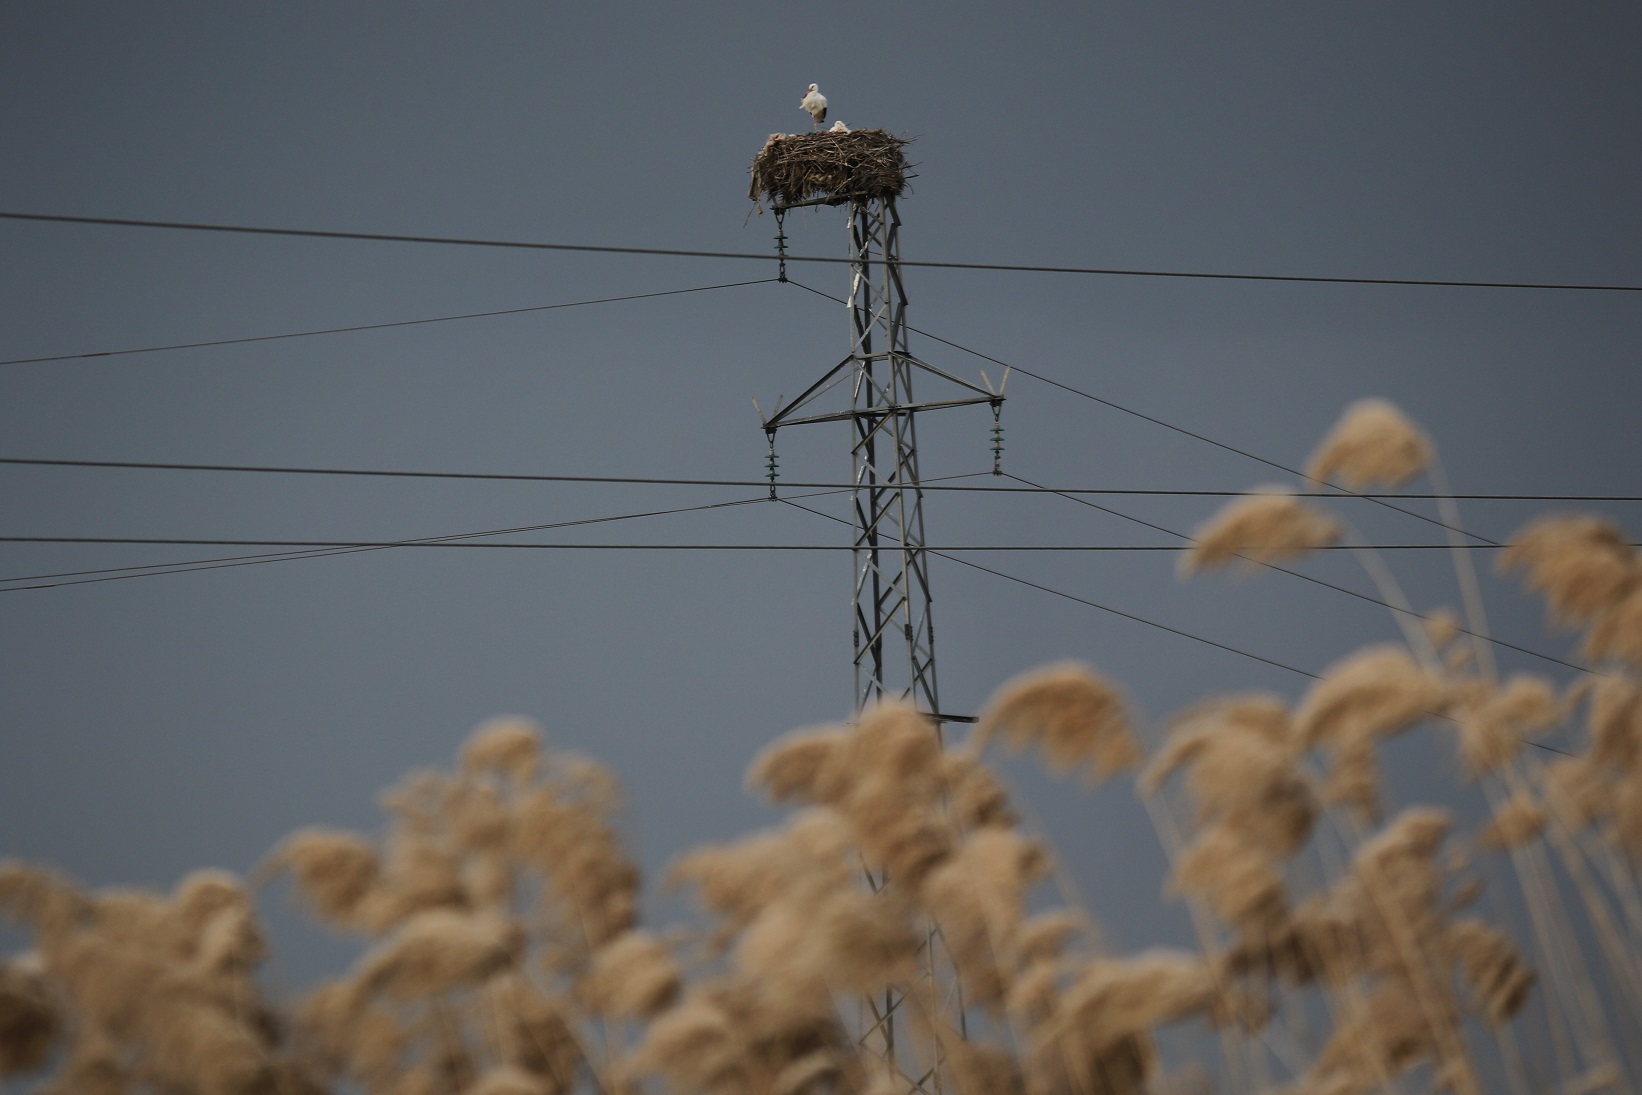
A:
<box><xmin>748</xmin><ymin>129</ymin><xmax>913</xmax><ymax>208</ymax></box>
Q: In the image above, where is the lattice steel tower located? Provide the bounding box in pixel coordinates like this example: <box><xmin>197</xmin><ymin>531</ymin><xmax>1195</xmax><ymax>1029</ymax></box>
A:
<box><xmin>762</xmin><ymin>196</ymin><xmax>1001</xmax><ymax>722</ymax></box>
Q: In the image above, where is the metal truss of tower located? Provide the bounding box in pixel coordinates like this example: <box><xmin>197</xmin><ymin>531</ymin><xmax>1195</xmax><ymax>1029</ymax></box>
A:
<box><xmin>763</xmin><ymin>196</ymin><xmax>999</xmax><ymax>722</ymax></box>
<box><xmin>761</xmin><ymin>195</ymin><xmax>1000</xmax><ymax>1090</ymax></box>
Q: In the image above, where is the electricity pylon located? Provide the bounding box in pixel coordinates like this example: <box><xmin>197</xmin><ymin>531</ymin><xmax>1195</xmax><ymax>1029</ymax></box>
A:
<box><xmin>758</xmin><ymin>195</ymin><xmax>1003</xmax><ymax>1091</ymax></box>
<box><xmin>762</xmin><ymin>196</ymin><xmax>1001</xmax><ymax>721</ymax></box>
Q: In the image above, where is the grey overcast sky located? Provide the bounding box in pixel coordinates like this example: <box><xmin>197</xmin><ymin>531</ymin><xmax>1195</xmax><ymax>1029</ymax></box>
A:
<box><xmin>2</xmin><ymin>3</ymin><xmax>1640</xmax><ymax>984</ymax></box>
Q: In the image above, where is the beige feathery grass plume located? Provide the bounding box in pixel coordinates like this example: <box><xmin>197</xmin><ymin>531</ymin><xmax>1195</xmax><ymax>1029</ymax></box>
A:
<box><xmin>167</xmin><ymin>870</ymin><xmax>265</xmax><ymax>974</ymax></box>
<box><xmin>1294</xmin><ymin>644</ymin><xmax>1448</xmax><ymax>749</ymax></box>
<box><xmin>832</xmin><ymin>701</ymin><xmax>944</xmax><ymax>800</ymax></box>
<box><xmin>1026</xmin><ymin>1019</ymin><xmax>1153</xmax><ymax>1095</ymax></box>
<box><xmin>1170</xmin><ymin>826</ymin><xmax>1287</xmax><ymax>931</ymax></box>
<box><xmin>1539</xmin><ymin>754</ymin><xmax>1610</xmax><ymax>830</ymax></box>
<box><xmin>1321</xmin><ymin>740</ymin><xmax>1384</xmax><ymax>822</ymax></box>
<box><xmin>292</xmin><ymin>978</ymin><xmax>372</xmax><ymax>1079</ymax></box>
<box><xmin>738</xmin><ymin>887</ymin><xmax>917</xmax><ymax>996</ymax></box>
<box><xmin>448</xmin><ymin>782</ymin><xmax>513</xmax><ymax>855</ymax></box>
<box><xmin>1586</xmin><ymin>584</ymin><xmax>1642</xmax><ymax>668</ymax></box>
<box><xmin>844</xmin><ymin>781</ymin><xmax>953</xmax><ymax>888</ymax></box>
<box><xmin>462</xmin><ymin>717</ymin><xmax>544</xmax><ymax>784</ymax></box>
<box><xmin>1180</xmin><ymin>487</ymin><xmax>1341</xmax><ymax>575</ymax></box>
<box><xmin>355</xmin><ymin>909</ymin><xmax>523</xmax><ymax>999</ymax></box>
<box><xmin>751</xmin><ymin>705</ymin><xmax>961</xmax><ymax>884</ymax></box>
<box><xmin>1306</xmin><ymin>979</ymin><xmax>1451</xmax><ymax>1094</ymax></box>
<box><xmin>1501</xmin><ymin>513</ymin><xmax>1636</xmax><ymax>626</ymax></box>
<box><xmin>1423</xmin><ymin>607</ymin><xmax>1462</xmax><ymax>651</ymax></box>
<box><xmin>140</xmin><ymin>999</ymin><xmax>275</xmax><ymax>1095</ymax></box>
<box><xmin>482</xmin><ymin>975</ymin><xmax>580</xmax><ymax>1088</ymax></box>
<box><xmin>939</xmin><ymin>749</ymin><xmax>1018</xmax><ymax>829</ymax></box>
<box><xmin>0</xmin><ymin>861</ymin><xmax>86</xmax><ymax>936</ymax></box>
<box><xmin>34</xmin><ymin>1035</ymin><xmax>124</xmax><ymax>1095</ymax></box>
<box><xmin>1007</xmin><ymin>959</ymin><xmax>1061</xmax><ymax>1025</ymax></box>
<box><xmin>262</xmin><ymin>828</ymin><xmax>380</xmax><ymax>929</ymax></box>
<box><xmin>362</xmin><ymin>836</ymin><xmax>469</xmax><ymax>933</ymax></box>
<box><xmin>770</xmin><ymin>1051</ymin><xmax>844</xmax><ymax>1095</ymax></box>
<box><xmin>628</xmin><ymin>994</ymin><xmax>746</xmax><ymax>1095</ymax></box>
<box><xmin>1445</xmin><ymin>918</ymin><xmax>1535</xmax><ymax>1025</ymax></box>
<box><xmin>512</xmin><ymin>770</ymin><xmax>641</xmax><ymax>950</ymax></box>
<box><xmin>974</xmin><ymin>661</ymin><xmax>1139</xmax><ymax>782</ymax></box>
<box><xmin>1224</xmin><ymin>890</ymin><xmax>1366</xmax><ymax>987</ymax></box>
<box><xmin>1450</xmin><ymin>675</ymin><xmax>1559</xmax><ymax>777</ymax></box>
<box><xmin>1616</xmin><ymin>778</ymin><xmax>1642</xmax><ymax>860</ymax></box>
<box><xmin>1306</xmin><ymin>398</ymin><xmax>1432</xmax><ymax>490</ymax></box>
<box><xmin>87</xmin><ymin>889</ymin><xmax>169</xmax><ymax>947</ymax></box>
<box><xmin>0</xmin><ymin>954</ymin><xmax>61</xmax><ymax>1077</ymax></box>
<box><xmin>669</xmin><ymin>808</ymin><xmax>854</xmax><ymax>928</ymax></box>
<box><xmin>51</xmin><ymin>932</ymin><xmax>166</xmax><ymax>1040</ymax></box>
<box><xmin>1339</xmin><ymin>808</ymin><xmax>1455</xmax><ymax>982</ymax></box>
<box><xmin>465</xmin><ymin>1066</ymin><xmax>555</xmax><ymax>1095</ymax></box>
<box><xmin>945</xmin><ymin>1040</ymin><xmax>1026</xmax><ymax>1095</ymax></box>
<box><xmin>1478</xmin><ymin>792</ymin><xmax>1548</xmax><ymax>851</ymax></box>
<box><xmin>1048</xmin><ymin>951</ymin><xmax>1219</xmax><ymax>1058</ymax></box>
<box><xmin>582</xmin><ymin>930</ymin><xmax>680</xmax><ymax>1018</ymax></box>
<box><xmin>920</xmin><ymin>828</ymin><xmax>1049</xmax><ymax>1008</ymax></box>
<box><xmin>1146</xmin><ymin>695</ymin><xmax>1315</xmax><ymax>858</ymax></box>
<box><xmin>1015</xmin><ymin>909</ymin><xmax>1089</xmax><ymax>966</ymax></box>
<box><xmin>1585</xmin><ymin>672</ymin><xmax>1642</xmax><ymax>772</ymax></box>
<box><xmin>745</xmin><ymin>726</ymin><xmax>849</xmax><ymax>804</ymax></box>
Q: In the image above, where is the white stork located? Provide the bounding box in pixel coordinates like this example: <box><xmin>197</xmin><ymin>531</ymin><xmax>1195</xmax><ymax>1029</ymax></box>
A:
<box><xmin>801</xmin><ymin>83</ymin><xmax>828</xmax><ymax>130</ymax></box>
<box><xmin>828</xmin><ymin>120</ymin><xmax>850</xmax><ymax>133</ymax></box>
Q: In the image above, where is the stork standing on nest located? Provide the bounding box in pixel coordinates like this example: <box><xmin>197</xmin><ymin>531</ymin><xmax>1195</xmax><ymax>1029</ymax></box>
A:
<box><xmin>801</xmin><ymin>83</ymin><xmax>828</xmax><ymax>130</ymax></box>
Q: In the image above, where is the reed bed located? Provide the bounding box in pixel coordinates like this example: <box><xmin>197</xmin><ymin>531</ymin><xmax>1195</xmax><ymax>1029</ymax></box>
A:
<box><xmin>3</xmin><ymin>398</ymin><xmax>1640</xmax><ymax>1094</ymax></box>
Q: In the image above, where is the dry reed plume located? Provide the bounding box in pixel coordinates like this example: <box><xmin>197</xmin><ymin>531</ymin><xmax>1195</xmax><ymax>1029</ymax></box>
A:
<box><xmin>1306</xmin><ymin>398</ymin><xmax>1432</xmax><ymax>489</ymax></box>
<box><xmin>4</xmin><ymin>398</ymin><xmax>1640</xmax><ymax>1094</ymax></box>
<box><xmin>1182</xmin><ymin>488</ymin><xmax>1341</xmax><ymax>574</ymax></box>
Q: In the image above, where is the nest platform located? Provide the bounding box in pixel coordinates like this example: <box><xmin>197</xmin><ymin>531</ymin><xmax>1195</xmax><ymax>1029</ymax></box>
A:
<box><xmin>748</xmin><ymin>129</ymin><xmax>912</xmax><ymax>209</ymax></box>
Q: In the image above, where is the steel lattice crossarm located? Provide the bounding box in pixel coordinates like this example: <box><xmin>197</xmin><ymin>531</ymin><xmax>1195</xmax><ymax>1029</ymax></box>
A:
<box><xmin>758</xmin><ymin>196</ymin><xmax>1003</xmax><ymax>720</ymax></box>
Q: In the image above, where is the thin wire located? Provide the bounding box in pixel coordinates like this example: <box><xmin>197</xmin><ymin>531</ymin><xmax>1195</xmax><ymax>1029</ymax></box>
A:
<box><xmin>0</xmin><ymin>538</ymin><xmax>1544</xmax><ymax>553</ymax></box>
<box><xmin>1000</xmin><ymin>470</ymin><xmax>1590</xmax><ymax>675</ymax></box>
<box><xmin>777</xmin><ymin>496</ymin><xmax>1582</xmax><ymax>758</ymax></box>
<box><xmin>785</xmin><ymin>278</ymin><xmax>1502</xmax><ymax>545</ymax></box>
<box><xmin>5</xmin><ymin>457</ymin><xmax>1638</xmax><ymax>503</ymax></box>
<box><xmin>0</xmin><ymin>476</ymin><xmax>979</xmax><ymax>589</ymax></box>
<box><xmin>776</xmin><ymin>496</ymin><xmax>1318</xmax><ymax>678</ymax></box>
<box><xmin>0</xmin><ymin>279</ymin><xmax>779</xmax><ymax>367</ymax></box>
<box><xmin>5</xmin><ymin>210</ymin><xmax>1640</xmax><ymax>292</ymax></box>
<box><xmin>0</xmin><ymin>492</ymin><xmax>806</xmax><ymax>592</ymax></box>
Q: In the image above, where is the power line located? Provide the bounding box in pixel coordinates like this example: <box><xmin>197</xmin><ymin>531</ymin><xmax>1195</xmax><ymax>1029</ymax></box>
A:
<box><xmin>0</xmin><ymin>491</ymin><xmax>798</xmax><ymax>592</ymax></box>
<box><xmin>5</xmin><ymin>210</ymin><xmax>1640</xmax><ymax>293</ymax></box>
<box><xmin>776</xmin><ymin>496</ymin><xmax>1320</xmax><ymax>678</ymax></box>
<box><xmin>777</xmin><ymin>497</ymin><xmax>1583</xmax><ymax>759</ymax></box>
<box><xmin>1000</xmin><ymin>470</ymin><xmax>1590</xmax><ymax>676</ymax></box>
<box><xmin>0</xmin><ymin>476</ymin><xmax>989</xmax><ymax>590</ymax></box>
<box><xmin>1</xmin><ymin>537</ymin><xmax>1538</xmax><ymax>553</ymax></box>
<box><xmin>5</xmin><ymin>457</ymin><xmax>1639</xmax><ymax>503</ymax></box>
<box><xmin>0</xmin><ymin>279</ymin><xmax>778</xmax><ymax>367</ymax></box>
<box><xmin>784</xmin><ymin>279</ymin><xmax>1504</xmax><ymax>546</ymax></box>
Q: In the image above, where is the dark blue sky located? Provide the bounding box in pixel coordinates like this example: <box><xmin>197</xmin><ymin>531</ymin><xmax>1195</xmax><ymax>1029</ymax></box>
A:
<box><xmin>3</xmin><ymin>3</ymin><xmax>1639</xmax><ymax>984</ymax></box>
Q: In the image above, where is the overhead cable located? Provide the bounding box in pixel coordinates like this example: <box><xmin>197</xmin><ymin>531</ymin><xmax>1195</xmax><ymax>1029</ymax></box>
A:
<box><xmin>4</xmin><ymin>457</ymin><xmax>1638</xmax><ymax>503</ymax></box>
<box><xmin>5</xmin><ymin>210</ymin><xmax>1639</xmax><ymax>292</ymax></box>
<box><xmin>0</xmin><ymin>537</ymin><xmax>1554</xmax><ymax>553</ymax></box>
<box><xmin>0</xmin><ymin>491</ymin><xmax>800</xmax><ymax>592</ymax></box>
<box><xmin>776</xmin><ymin>496</ymin><xmax>1583</xmax><ymax>757</ymax></box>
<box><xmin>785</xmin><ymin>278</ymin><xmax>1502</xmax><ymax>546</ymax></box>
<box><xmin>0</xmin><ymin>279</ymin><xmax>778</xmax><ymax>367</ymax></box>
<box><xmin>1000</xmin><ymin>471</ymin><xmax>1588</xmax><ymax>675</ymax></box>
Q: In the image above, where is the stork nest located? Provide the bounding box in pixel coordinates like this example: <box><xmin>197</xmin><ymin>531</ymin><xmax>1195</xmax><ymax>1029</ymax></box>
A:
<box><xmin>748</xmin><ymin>129</ymin><xmax>913</xmax><ymax>208</ymax></box>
